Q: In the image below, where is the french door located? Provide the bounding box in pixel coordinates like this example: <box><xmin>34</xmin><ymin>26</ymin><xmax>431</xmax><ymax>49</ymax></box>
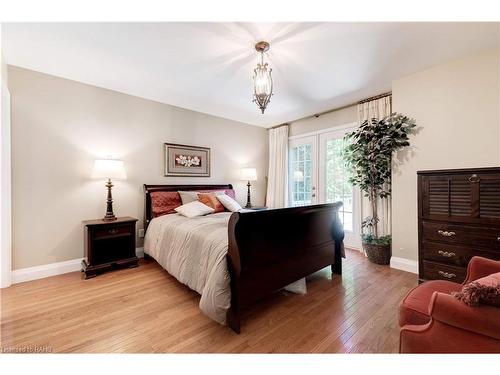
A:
<box><xmin>289</xmin><ymin>126</ymin><xmax>360</xmax><ymax>249</ymax></box>
<box><xmin>289</xmin><ymin>135</ymin><xmax>318</xmax><ymax>207</ymax></box>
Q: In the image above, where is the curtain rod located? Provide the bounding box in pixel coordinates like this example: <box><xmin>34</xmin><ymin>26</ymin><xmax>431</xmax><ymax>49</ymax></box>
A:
<box><xmin>358</xmin><ymin>91</ymin><xmax>392</xmax><ymax>104</ymax></box>
<box><xmin>269</xmin><ymin>91</ymin><xmax>392</xmax><ymax>128</ymax></box>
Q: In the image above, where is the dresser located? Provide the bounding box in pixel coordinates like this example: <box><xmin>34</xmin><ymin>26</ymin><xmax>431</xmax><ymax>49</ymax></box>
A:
<box><xmin>418</xmin><ymin>167</ymin><xmax>500</xmax><ymax>283</ymax></box>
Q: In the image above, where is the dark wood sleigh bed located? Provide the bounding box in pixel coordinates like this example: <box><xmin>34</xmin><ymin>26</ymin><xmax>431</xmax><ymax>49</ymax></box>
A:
<box><xmin>143</xmin><ymin>184</ymin><xmax>345</xmax><ymax>333</ymax></box>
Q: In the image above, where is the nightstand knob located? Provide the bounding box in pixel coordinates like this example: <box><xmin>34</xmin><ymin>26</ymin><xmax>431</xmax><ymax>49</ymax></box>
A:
<box><xmin>108</xmin><ymin>228</ymin><xmax>118</xmax><ymax>234</ymax></box>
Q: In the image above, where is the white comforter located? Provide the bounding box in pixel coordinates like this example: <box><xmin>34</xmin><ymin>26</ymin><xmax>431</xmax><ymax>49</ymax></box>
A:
<box><xmin>144</xmin><ymin>212</ymin><xmax>232</xmax><ymax>324</ymax></box>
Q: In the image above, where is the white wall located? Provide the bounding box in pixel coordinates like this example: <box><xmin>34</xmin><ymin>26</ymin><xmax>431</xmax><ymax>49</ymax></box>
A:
<box><xmin>0</xmin><ymin>25</ymin><xmax>12</xmax><ymax>288</ymax></box>
<box><xmin>289</xmin><ymin>105</ymin><xmax>357</xmax><ymax>137</ymax></box>
<box><xmin>8</xmin><ymin>66</ymin><xmax>268</xmax><ymax>270</ymax></box>
<box><xmin>392</xmin><ymin>49</ymin><xmax>500</xmax><ymax>262</ymax></box>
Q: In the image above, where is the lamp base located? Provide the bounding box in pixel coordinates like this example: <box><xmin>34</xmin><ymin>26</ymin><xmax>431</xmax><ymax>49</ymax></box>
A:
<box><xmin>245</xmin><ymin>181</ymin><xmax>252</xmax><ymax>208</ymax></box>
<box><xmin>103</xmin><ymin>178</ymin><xmax>117</xmax><ymax>221</ymax></box>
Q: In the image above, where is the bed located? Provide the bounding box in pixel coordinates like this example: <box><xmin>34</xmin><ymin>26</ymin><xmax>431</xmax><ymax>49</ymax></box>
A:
<box><xmin>143</xmin><ymin>184</ymin><xmax>345</xmax><ymax>333</ymax></box>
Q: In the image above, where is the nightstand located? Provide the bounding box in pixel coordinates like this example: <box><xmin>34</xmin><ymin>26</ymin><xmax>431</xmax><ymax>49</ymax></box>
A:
<box><xmin>82</xmin><ymin>216</ymin><xmax>138</xmax><ymax>279</ymax></box>
<box><xmin>241</xmin><ymin>206</ymin><xmax>268</xmax><ymax>212</ymax></box>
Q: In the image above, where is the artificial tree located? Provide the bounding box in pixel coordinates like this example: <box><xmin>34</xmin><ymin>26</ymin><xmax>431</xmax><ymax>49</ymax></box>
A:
<box><xmin>343</xmin><ymin>113</ymin><xmax>416</xmax><ymax>263</ymax></box>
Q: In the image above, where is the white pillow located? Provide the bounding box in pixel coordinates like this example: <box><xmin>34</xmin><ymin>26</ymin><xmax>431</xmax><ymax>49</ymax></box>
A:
<box><xmin>175</xmin><ymin>201</ymin><xmax>214</xmax><ymax>218</ymax></box>
<box><xmin>217</xmin><ymin>194</ymin><xmax>242</xmax><ymax>212</ymax></box>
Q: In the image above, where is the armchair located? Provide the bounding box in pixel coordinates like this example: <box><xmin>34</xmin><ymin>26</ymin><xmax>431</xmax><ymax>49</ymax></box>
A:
<box><xmin>399</xmin><ymin>256</ymin><xmax>500</xmax><ymax>353</ymax></box>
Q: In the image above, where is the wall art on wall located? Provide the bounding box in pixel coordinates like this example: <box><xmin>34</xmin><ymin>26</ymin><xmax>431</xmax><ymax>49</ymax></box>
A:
<box><xmin>164</xmin><ymin>143</ymin><xmax>210</xmax><ymax>177</ymax></box>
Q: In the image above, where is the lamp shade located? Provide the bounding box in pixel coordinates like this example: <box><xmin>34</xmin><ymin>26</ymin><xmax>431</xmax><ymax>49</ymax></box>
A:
<box><xmin>240</xmin><ymin>168</ymin><xmax>257</xmax><ymax>182</ymax></box>
<box><xmin>91</xmin><ymin>159</ymin><xmax>127</xmax><ymax>180</ymax></box>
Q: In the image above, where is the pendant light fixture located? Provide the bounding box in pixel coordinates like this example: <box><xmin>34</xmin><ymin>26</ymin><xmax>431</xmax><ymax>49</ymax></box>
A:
<box><xmin>252</xmin><ymin>41</ymin><xmax>273</xmax><ymax>114</ymax></box>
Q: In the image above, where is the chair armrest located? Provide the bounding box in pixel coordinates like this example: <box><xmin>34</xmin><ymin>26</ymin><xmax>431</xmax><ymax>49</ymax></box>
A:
<box><xmin>429</xmin><ymin>291</ymin><xmax>500</xmax><ymax>340</ymax></box>
<box><xmin>464</xmin><ymin>256</ymin><xmax>500</xmax><ymax>284</ymax></box>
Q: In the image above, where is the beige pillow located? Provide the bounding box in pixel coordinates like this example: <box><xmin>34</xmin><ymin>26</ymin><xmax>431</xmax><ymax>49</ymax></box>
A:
<box><xmin>175</xmin><ymin>201</ymin><xmax>214</xmax><ymax>218</ymax></box>
<box><xmin>178</xmin><ymin>191</ymin><xmax>199</xmax><ymax>205</ymax></box>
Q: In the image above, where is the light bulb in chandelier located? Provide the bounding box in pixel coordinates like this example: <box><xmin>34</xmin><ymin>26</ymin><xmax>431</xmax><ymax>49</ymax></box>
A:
<box><xmin>252</xmin><ymin>41</ymin><xmax>273</xmax><ymax>114</ymax></box>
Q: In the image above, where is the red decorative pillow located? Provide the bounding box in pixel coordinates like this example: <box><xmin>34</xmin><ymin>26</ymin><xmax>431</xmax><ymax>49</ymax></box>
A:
<box><xmin>150</xmin><ymin>191</ymin><xmax>182</xmax><ymax>218</ymax></box>
<box><xmin>198</xmin><ymin>193</ymin><xmax>225</xmax><ymax>213</ymax></box>
<box><xmin>453</xmin><ymin>272</ymin><xmax>500</xmax><ymax>307</ymax></box>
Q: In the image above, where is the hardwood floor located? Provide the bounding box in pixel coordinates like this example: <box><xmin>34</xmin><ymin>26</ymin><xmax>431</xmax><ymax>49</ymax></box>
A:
<box><xmin>0</xmin><ymin>249</ymin><xmax>417</xmax><ymax>353</ymax></box>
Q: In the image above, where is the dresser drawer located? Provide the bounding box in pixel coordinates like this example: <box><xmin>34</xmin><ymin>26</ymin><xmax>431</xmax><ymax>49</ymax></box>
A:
<box><xmin>94</xmin><ymin>224</ymin><xmax>133</xmax><ymax>240</ymax></box>
<box><xmin>422</xmin><ymin>241</ymin><xmax>471</xmax><ymax>267</ymax></box>
<box><xmin>422</xmin><ymin>241</ymin><xmax>500</xmax><ymax>267</ymax></box>
<box><xmin>421</xmin><ymin>221</ymin><xmax>500</xmax><ymax>250</ymax></box>
<box><xmin>422</xmin><ymin>261</ymin><xmax>467</xmax><ymax>283</ymax></box>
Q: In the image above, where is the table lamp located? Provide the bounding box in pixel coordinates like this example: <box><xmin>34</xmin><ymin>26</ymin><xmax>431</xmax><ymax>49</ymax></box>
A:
<box><xmin>240</xmin><ymin>168</ymin><xmax>257</xmax><ymax>208</ymax></box>
<box><xmin>91</xmin><ymin>159</ymin><xmax>127</xmax><ymax>221</ymax></box>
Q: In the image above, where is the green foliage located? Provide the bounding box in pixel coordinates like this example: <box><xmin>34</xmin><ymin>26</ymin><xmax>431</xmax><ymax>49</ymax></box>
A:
<box><xmin>361</xmin><ymin>234</ymin><xmax>392</xmax><ymax>246</ymax></box>
<box><xmin>361</xmin><ymin>216</ymin><xmax>379</xmax><ymax>234</ymax></box>
<box><xmin>343</xmin><ymin>113</ymin><xmax>416</xmax><ymax>239</ymax></box>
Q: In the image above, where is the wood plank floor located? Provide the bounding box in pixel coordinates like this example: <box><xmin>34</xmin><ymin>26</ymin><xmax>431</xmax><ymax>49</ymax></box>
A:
<box><xmin>0</xmin><ymin>249</ymin><xmax>417</xmax><ymax>353</ymax></box>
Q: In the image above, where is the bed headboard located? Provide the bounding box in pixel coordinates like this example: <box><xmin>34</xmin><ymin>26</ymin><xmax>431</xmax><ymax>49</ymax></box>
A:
<box><xmin>143</xmin><ymin>184</ymin><xmax>234</xmax><ymax>229</ymax></box>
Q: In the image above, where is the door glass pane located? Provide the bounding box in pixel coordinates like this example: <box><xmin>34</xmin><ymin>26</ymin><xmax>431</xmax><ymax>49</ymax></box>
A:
<box><xmin>290</xmin><ymin>144</ymin><xmax>313</xmax><ymax>207</ymax></box>
<box><xmin>325</xmin><ymin>138</ymin><xmax>353</xmax><ymax>231</ymax></box>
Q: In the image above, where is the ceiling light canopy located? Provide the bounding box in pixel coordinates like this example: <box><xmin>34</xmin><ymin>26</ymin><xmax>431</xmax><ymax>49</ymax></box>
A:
<box><xmin>252</xmin><ymin>41</ymin><xmax>273</xmax><ymax>114</ymax></box>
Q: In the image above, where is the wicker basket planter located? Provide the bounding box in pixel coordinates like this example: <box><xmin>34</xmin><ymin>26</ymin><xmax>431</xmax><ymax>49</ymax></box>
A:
<box><xmin>362</xmin><ymin>241</ymin><xmax>391</xmax><ymax>265</ymax></box>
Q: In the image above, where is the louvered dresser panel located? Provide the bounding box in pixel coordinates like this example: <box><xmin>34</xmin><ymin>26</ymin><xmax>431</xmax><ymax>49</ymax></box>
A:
<box><xmin>418</xmin><ymin>168</ymin><xmax>500</xmax><ymax>283</ymax></box>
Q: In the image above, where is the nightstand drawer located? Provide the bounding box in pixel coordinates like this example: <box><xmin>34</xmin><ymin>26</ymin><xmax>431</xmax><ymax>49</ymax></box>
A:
<box><xmin>94</xmin><ymin>224</ymin><xmax>133</xmax><ymax>240</ymax></box>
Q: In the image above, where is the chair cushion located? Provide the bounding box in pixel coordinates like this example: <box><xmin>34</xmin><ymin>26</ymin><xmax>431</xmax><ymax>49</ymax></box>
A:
<box><xmin>399</xmin><ymin>280</ymin><xmax>462</xmax><ymax>327</ymax></box>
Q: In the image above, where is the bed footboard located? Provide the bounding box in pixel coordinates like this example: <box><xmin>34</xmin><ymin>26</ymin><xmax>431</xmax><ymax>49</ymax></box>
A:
<box><xmin>226</xmin><ymin>203</ymin><xmax>344</xmax><ymax>333</ymax></box>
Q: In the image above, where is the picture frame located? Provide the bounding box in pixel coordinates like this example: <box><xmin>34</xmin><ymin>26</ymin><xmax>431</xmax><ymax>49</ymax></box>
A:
<box><xmin>164</xmin><ymin>143</ymin><xmax>211</xmax><ymax>177</ymax></box>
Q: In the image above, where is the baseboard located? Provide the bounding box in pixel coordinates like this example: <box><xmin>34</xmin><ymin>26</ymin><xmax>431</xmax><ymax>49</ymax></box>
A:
<box><xmin>390</xmin><ymin>256</ymin><xmax>419</xmax><ymax>274</ymax></box>
<box><xmin>11</xmin><ymin>248</ymin><xmax>145</xmax><ymax>284</ymax></box>
<box><xmin>12</xmin><ymin>258</ymin><xmax>84</xmax><ymax>284</ymax></box>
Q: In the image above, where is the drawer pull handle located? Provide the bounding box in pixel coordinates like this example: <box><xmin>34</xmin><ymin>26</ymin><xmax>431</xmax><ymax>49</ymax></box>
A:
<box><xmin>438</xmin><ymin>230</ymin><xmax>456</xmax><ymax>237</ymax></box>
<box><xmin>438</xmin><ymin>250</ymin><xmax>456</xmax><ymax>258</ymax></box>
<box><xmin>468</xmin><ymin>174</ymin><xmax>480</xmax><ymax>183</ymax></box>
<box><xmin>438</xmin><ymin>271</ymin><xmax>456</xmax><ymax>279</ymax></box>
<box><xmin>108</xmin><ymin>229</ymin><xmax>118</xmax><ymax>234</ymax></box>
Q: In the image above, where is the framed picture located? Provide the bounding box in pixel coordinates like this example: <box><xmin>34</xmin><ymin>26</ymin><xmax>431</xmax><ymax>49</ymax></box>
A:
<box><xmin>164</xmin><ymin>143</ymin><xmax>211</xmax><ymax>177</ymax></box>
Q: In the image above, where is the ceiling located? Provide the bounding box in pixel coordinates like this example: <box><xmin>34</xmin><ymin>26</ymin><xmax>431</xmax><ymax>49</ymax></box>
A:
<box><xmin>3</xmin><ymin>22</ymin><xmax>499</xmax><ymax>127</ymax></box>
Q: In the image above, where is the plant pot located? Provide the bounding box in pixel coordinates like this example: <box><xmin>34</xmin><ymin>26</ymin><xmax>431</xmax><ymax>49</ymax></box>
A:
<box><xmin>362</xmin><ymin>241</ymin><xmax>391</xmax><ymax>265</ymax></box>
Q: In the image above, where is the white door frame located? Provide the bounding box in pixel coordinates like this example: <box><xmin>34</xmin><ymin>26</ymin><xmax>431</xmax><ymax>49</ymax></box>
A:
<box><xmin>318</xmin><ymin>127</ymin><xmax>361</xmax><ymax>250</ymax></box>
<box><xmin>288</xmin><ymin>135</ymin><xmax>318</xmax><ymax>206</ymax></box>
<box><xmin>0</xmin><ymin>48</ymin><xmax>12</xmax><ymax>288</ymax></box>
<box><xmin>289</xmin><ymin>123</ymin><xmax>361</xmax><ymax>251</ymax></box>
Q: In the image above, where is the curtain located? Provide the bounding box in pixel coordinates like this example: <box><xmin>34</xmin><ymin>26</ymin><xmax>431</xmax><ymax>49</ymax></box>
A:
<box><xmin>357</xmin><ymin>95</ymin><xmax>392</xmax><ymax>236</ymax></box>
<box><xmin>266</xmin><ymin>125</ymin><xmax>289</xmax><ymax>208</ymax></box>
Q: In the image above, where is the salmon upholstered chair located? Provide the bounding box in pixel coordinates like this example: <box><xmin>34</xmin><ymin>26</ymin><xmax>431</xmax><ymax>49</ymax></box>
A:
<box><xmin>399</xmin><ymin>256</ymin><xmax>500</xmax><ymax>353</ymax></box>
